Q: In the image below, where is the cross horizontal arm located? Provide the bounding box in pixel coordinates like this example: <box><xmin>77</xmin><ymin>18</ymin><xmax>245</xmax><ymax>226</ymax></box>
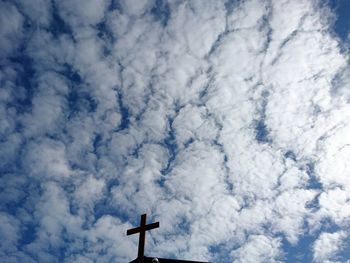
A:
<box><xmin>127</xmin><ymin>222</ymin><xmax>160</xmax><ymax>236</ymax></box>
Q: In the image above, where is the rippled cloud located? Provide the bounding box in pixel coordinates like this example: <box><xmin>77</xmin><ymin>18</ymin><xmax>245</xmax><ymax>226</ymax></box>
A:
<box><xmin>1</xmin><ymin>0</ymin><xmax>350</xmax><ymax>262</ymax></box>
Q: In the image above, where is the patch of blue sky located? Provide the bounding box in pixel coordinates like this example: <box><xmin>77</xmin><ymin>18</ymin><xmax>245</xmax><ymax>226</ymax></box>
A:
<box><xmin>19</xmin><ymin>222</ymin><xmax>37</xmax><ymax>247</ymax></box>
<box><xmin>0</xmin><ymin>148</ymin><xmax>21</xmax><ymax>173</ymax></box>
<box><xmin>254</xmin><ymin>119</ymin><xmax>270</xmax><ymax>143</ymax></box>
<box><xmin>283</xmin><ymin>217</ymin><xmax>345</xmax><ymax>262</ymax></box>
<box><xmin>254</xmin><ymin>90</ymin><xmax>271</xmax><ymax>144</ymax></box>
<box><xmin>5</xmin><ymin>55</ymin><xmax>35</xmax><ymax>114</ymax></box>
<box><xmin>61</xmin><ymin>63</ymin><xmax>82</xmax><ymax>85</ymax></box>
<box><xmin>282</xmin><ymin>234</ymin><xmax>315</xmax><ymax>263</ymax></box>
<box><xmin>224</xmin><ymin>0</ymin><xmax>238</xmax><ymax>14</ymax></box>
<box><xmin>67</xmin><ymin>89</ymin><xmax>98</xmax><ymax>117</ymax></box>
<box><xmin>284</xmin><ymin>150</ymin><xmax>297</xmax><ymax>161</ymax></box>
<box><xmin>305</xmin><ymin>162</ymin><xmax>323</xmax><ymax>190</ymax></box>
<box><xmin>151</xmin><ymin>0</ymin><xmax>171</xmax><ymax>26</ymax></box>
<box><xmin>108</xmin><ymin>0</ymin><xmax>123</xmax><ymax>12</ymax></box>
<box><xmin>50</xmin><ymin>3</ymin><xmax>72</xmax><ymax>38</ymax></box>
<box><xmin>328</xmin><ymin>0</ymin><xmax>350</xmax><ymax>41</ymax></box>
<box><xmin>61</xmin><ymin>62</ymin><xmax>99</xmax><ymax>119</ymax></box>
<box><xmin>93</xmin><ymin>198</ymin><xmax>129</xmax><ymax>223</ymax></box>
<box><xmin>116</xmin><ymin>91</ymin><xmax>130</xmax><ymax>131</ymax></box>
<box><xmin>96</xmin><ymin>21</ymin><xmax>113</xmax><ymax>42</ymax></box>
<box><xmin>160</xmin><ymin>116</ymin><xmax>177</xmax><ymax>177</ymax></box>
<box><xmin>2</xmin><ymin>178</ymin><xmax>41</xmax><ymax>249</ymax></box>
<box><xmin>209</xmin><ymin>242</ymin><xmax>236</xmax><ymax>263</ymax></box>
<box><xmin>338</xmin><ymin>235</ymin><xmax>350</xmax><ymax>260</ymax></box>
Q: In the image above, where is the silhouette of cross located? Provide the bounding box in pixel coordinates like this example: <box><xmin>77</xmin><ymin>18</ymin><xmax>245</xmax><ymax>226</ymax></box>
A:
<box><xmin>127</xmin><ymin>214</ymin><xmax>159</xmax><ymax>261</ymax></box>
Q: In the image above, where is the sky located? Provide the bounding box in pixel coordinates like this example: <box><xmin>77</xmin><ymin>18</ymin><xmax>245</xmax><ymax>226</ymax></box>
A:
<box><xmin>1</xmin><ymin>0</ymin><xmax>350</xmax><ymax>262</ymax></box>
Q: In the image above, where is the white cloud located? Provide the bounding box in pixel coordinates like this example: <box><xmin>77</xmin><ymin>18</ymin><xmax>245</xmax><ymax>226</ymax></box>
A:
<box><xmin>0</xmin><ymin>213</ymin><xmax>20</xmax><ymax>254</ymax></box>
<box><xmin>313</xmin><ymin>231</ymin><xmax>347</xmax><ymax>262</ymax></box>
<box><xmin>119</xmin><ymin>0</ymin><xmax>152</xmax><ymax>17</ymax></box>
<box><xmin>1</xmin><ymin>0</ymin><xmax>350</xmax><ymax>262</ymax></box>
<box><xmin>271</xmin><ymin>189</ymin><xmax>317</xmax><ymax>244</ymax></box>
<box><xmin>316</xmin><ymin>187</ymin><xmax>350</xmax><ymax>226</ymax></box>
<box><xmin>0</xmin><ymin>2</ymin><xmax>23</xmax><ymax>58</ymax></box>
<box><xmin>15</xmin><ymin>0</ymin><xmax>52</xmax><ymax>27</ymax></box>
<box><xmin>88</xmin><ymin>215</ymin><xmax>136</xmax><ymax>262</ymax></box>
<box><xmin>75</xmin><ymin>175</ymin><xmax>105</xmax><ymax>208</ymax></box>
<box><xmin>20</xmin><ymin>72</ymin><xmax>68</xmax><ymax>138</ymax></box>
<box><xmin>316</xmin><ymin>122</ymin><xmax>350</xmax><ymax>187</ymax></box>
<box><xmin>231</xmin><ymin>235</ymin><xmax>282</xmax><ymax>263</ymax></box>
<box><xmin>23</xmin><ymin>138</ymin><xmax>72</xmax><ymax>179</ymax></box>
<box><xmin>56</xmin><ymin>0</ymin><xmax>109</xmax><ymax>27</ymax></box>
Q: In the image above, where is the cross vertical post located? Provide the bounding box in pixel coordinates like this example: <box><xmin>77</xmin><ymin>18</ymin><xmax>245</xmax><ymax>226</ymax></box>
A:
<box><xmin>127</xmin><ymin>214</ymin><xmax>160</xmax><ymax>262</ymax></box>
<box><xmin>138</xmin><ymin>214</ymin><xmax>146</xmax><ymax>259</ymax></box>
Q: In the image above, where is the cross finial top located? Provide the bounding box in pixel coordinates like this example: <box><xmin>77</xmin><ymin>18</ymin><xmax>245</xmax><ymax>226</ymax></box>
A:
<box><xmin>127</xmin><ymin>214</ymin><xmax>160</xmax><ymax>262</ymax></box>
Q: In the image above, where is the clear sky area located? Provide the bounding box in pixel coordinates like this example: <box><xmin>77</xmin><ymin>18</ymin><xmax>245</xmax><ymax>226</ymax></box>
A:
<box><xmin>1</xmin><ymin>0</ymin><xmax>350</xmax><ymax>262</ymax></box>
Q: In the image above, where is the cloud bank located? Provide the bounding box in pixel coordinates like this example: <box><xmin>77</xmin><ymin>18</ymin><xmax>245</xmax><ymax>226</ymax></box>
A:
<box><xmin>1</xmin><ymin>0</ymin><xmax>350</xmax><ymax>262</ymax></box>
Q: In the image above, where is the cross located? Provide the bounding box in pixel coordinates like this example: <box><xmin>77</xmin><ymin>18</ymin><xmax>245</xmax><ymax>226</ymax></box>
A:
<box><xmin>127</xmin><ymin>214</ymin><xmax>160</xmax><ymax>262</ymax></box>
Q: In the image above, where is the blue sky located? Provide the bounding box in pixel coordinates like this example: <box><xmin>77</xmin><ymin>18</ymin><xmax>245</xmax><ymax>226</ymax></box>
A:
<box><xmin>1</xmin><ymin>0</ymin><xmax>350</xmax><ymax>262</ymax></box>
<box><xmin>329</xmin><ymin>0</ymin><xmax>350</xmax><ymax>41</ymax></box>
